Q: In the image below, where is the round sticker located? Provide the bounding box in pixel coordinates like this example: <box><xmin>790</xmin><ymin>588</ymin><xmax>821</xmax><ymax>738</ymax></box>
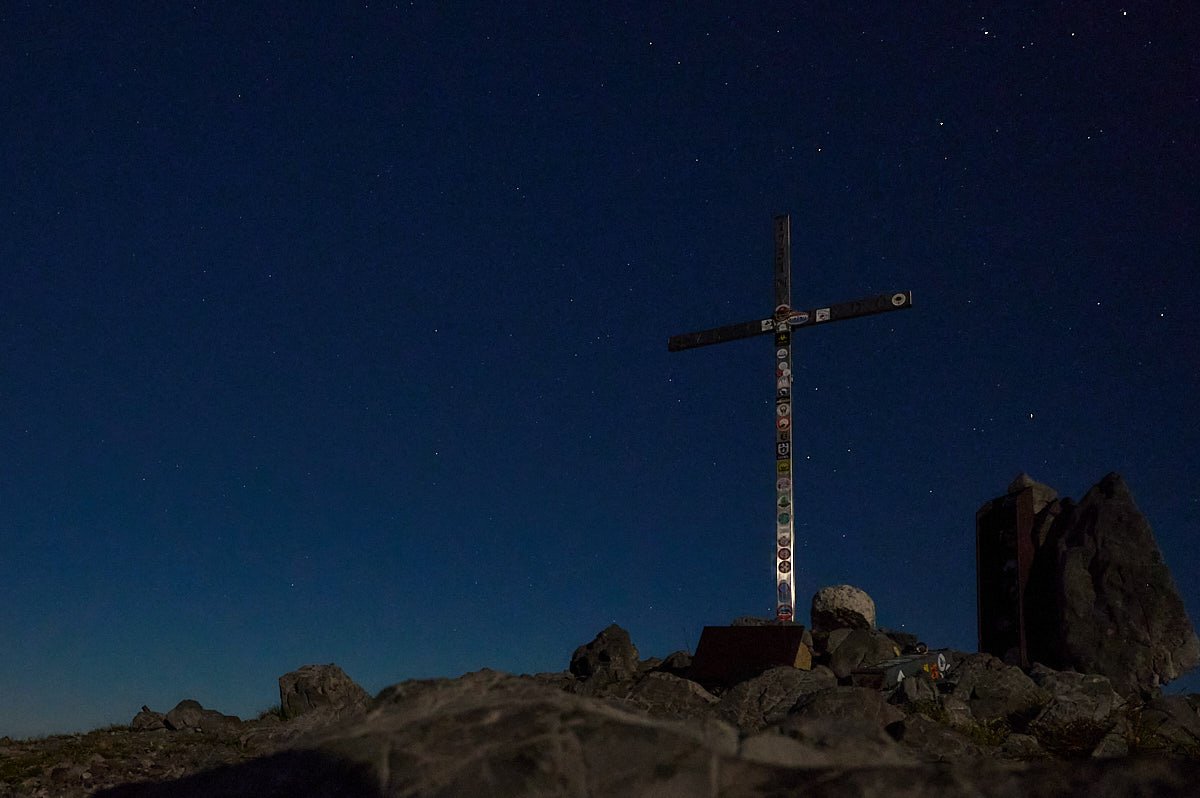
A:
<box><xmin>777</xmin><ymin>535</ymin><xmax>791</xmax><ymax>547</ymax></box>
<box><xmin>777</xmin><ymin>582</ymin><xmax>791</xmax><ymax>600</ymax></box>
<box><xmin>776</xmin><ymin>478</ymin><xmax>792</xmax><ymax>491</ymax></box>
<box><xmin>778</xmin><ymin>561</ymin><xmax>792</xmax><ymax>574</ymax></box>
<box><xmin>891</xmin><ymin>292</ymin><xmax>907</xmax><ymax>307</ymax></box>
<box><xmin>776</xmin><ymin>403</ymin><xmax>791</xmax><ymax>417</ymax></box>
<box><xmin>777</xmin><ymin>417</ymin><xmax>791</xmax><ymax>431</ymax></box>
<box><xmin>777</xmin><ymin>511</ymin><xmax>790</xmax><ymax>525</ymax></box>
<box><xmin>778</xmin><ymin>547</ymin><xmax>791</xmax><ymax>560</ymax></box>
<box><xmin>776</xmin><ymin>348</ymin><xmax>788</xmax><ymax>359</ymax></box>
<box><xmin>774</xmin><ymin>304</ymin><xmax>791</xmax><ymax>319</ymax></box>
<box><xmin>777</xmin><ymin>493</ymin><xmax>790</xmax><ymax>508</ymax></box>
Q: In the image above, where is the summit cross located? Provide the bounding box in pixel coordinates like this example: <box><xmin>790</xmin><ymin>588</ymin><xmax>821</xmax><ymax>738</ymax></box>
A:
<box><xmin>667</xmin><ymin>214</ymin><xmax>913</xmax><ymax>622</ymax></box>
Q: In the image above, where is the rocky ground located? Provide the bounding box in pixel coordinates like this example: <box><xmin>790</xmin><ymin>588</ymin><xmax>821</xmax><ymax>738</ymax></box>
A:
<box><xmin>1</xmin><ymin>622</ymin><xmax>1198</xmax><ymax>798</ymax></box>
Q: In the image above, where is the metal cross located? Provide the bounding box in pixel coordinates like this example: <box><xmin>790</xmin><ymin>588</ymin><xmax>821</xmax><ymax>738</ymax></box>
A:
<box><xmin>668</xmin><ymin>214</ymin><xmax>913</xmax><ymax>622</ymax></box>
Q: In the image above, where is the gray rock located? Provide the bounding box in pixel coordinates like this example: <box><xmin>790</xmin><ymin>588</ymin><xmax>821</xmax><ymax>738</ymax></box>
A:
<box><xmin>131</xmin><ymin>706</ymin><xmax>166</xmax><ymax>732</ymax></box>
<box><xmin>791</xmin><ymin>686</ymin><xmax>905</xmax><ymax>729</ymax></box>
<box><xmin>716</xmin><ymin>665</ymin><xmax>837</xmax><ymax>732</ymax></box>
<box><xmin>594</xmin><ymin>671</ymin><xmax>718</xmax><ymax>721</ymax></box>
<box><xmin>1026</xmin><ymin>473</ymin><xmax>1200</xmax><ymax>695</ymax></box>
<box><xmin>652</xmin><ymin>649</ymin><xmax>692</xmax><ymax>677</ymax></box>
<box><xmin>827</xmin><ymin>629</ymin><xmax>901</xmax><ymax>679</ymax></box>
<box><xmin>569</xmin><ymin>623</ymin><xmax>640</xmax><ymax>685</ymax></box>
<box><xmin>279</xmin><ymin>663</ymin><xmax>371</xmax><ymax>721</ymax></box>
<box><xmin>946</xmin><ymin>653</ymin><xmax>1049</xmax><ymax>727</ymax></box>
<box><xmin>811</xmin><ymin>584</ymin><xmax>876</xmax><ymax>632</ymax></box>
<box><xmin>1026</xmin><ymin>664</ymin><xmax>1125</xmax><ymax>756</ymax></box>
<box><xmin>889</xmin><ymin>671</ymin><xmax>939</xmax><ymax>708</ymax></box>
<box><xmin>765</xmin><ymin>716</ymin><xmax>916</xmax><ymax>767</ymax></box>
<box><xmin>163</xmin><ymin>700</ymin><xmax>241</xmax><ymax>733</ymax></box>
<box><xmin>1134</xmin><ymin>695</ymin><xmax>1200</xmax><ymax>755</ymax></box>
<box><xmin>886</xmin><ymin>712</ymin><xmax>985</xmax><ymax>763</ymax></box>
<box><xmin>998</xmin><ymin>733</ymin><xmax>1048</xmax><ymax>760</ymax></box>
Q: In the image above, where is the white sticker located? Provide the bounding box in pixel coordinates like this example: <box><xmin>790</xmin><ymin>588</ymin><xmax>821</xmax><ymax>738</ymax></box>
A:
<box><xmin>815</xmin><ymin>308</ymin><xmax>831</xmax><ymax>322</ymax></box>
<box><xmin>761</xmin><ymin>319</ymin><xmax>774</xmax><ymax>331</ymax></box>
<box><xmin>891</xmin><ymin>292</ymin><xmax>907</xmax><ymax>307</ymax></box>
<box><xmin>776</xmin><ymin>348</ymin><xmax>788</xmax><ymax>359</ymax></box>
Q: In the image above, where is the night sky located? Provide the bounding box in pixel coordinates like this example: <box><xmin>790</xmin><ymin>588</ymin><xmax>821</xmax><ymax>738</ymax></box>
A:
<box><xmin>3</xmin><ymin>3</ymin><xmax>1197</xmax><ymax>738</ymax></box>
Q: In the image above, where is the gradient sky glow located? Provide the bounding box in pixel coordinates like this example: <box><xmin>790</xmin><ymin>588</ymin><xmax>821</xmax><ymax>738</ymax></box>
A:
<box><xmin>2</xmin><ymin>2</ymin><xmax>1198</xmax><ymax>738</ymax></box>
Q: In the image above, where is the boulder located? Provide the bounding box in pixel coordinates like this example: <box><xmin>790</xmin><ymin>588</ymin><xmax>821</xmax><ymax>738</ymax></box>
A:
<box><xmin>827</xmin><ymin>629</ymin><xmax>901</xmax><ymax>679</ymax></box>
<box><xmin>569</xmin><ymin>624</ymin><xmax>640</xmax><ymax>685</ymax></box>
<box><xmin>278</xmin><ymin>664</ymin><xmax>371</xmax><ymax>721</ymax></box>
<box><xmin>811</xmin><ymin>584</ymin><xmax>876</xmax><ymax>632</ymax></box>
<box><xmin>130</xmin><ymin>706</ymin><xmax>166</xmax><ymax>732</ymax></box>
<box><xmin>652</xmin><ymin>650</ymin><xmax>692</xmax><ymax>678</ymax></box>
<box><xmin>163</xmin><ymin>700</ymin><xmax>241</xmax><ymax>733</ymax></box>
<box><xmin>715</xmin><ymin>665</ymin><xmax>837</xmax><ymax>732</ymax></box>
<box><xmin>1026</xmin><ymin>664</ymin><xmax>1125</xmax><ymax>756</ymax></box>
<box><xmin>1026</xmin><ymin>473</ymin><xmax>1200</xmax><ymax>695</ymax></box>
<box><xmin>946</xmin><ymin>654</ymin><xmax>1049</xmax><ymax>727</ymax></box>
<box><xmin>889</xmin><ymin>671</ymin><xmax>939</xmax><ymax>709</ymax></box>
<box><xmin>886</xmin><ymin>712</ymin><xmax>985</xmax><ymax>763</ymax></box>
<box><xmin>1133</xmin><ymin>695</ymin><xmax>1200</xmax><ymax>756</ymax></box>
<box><xmin>595</xmin><ymin>672</ymin><xmax>718</xmax><ymax>721</ymax></box>
<box><xmin>790</xmin><ymin>686</ymin><xmax>905</xmax><ymax>728</ymax></box>
<box><xmin>757</xmin><ymin>716</ymin><xmax>915</xmax><ymax>768</ymax></box>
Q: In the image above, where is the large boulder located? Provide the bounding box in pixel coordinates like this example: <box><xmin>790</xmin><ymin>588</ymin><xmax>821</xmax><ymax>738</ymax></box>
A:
<box><xmin>826</xmin><ymin>629</ymin><xmax>901</xmax><ymax>679</ymax></box>
<box><xmin>1026</xmin><ymin>664</ymin><xmax>1126</xmax><ymax>756</ymax></box>
<box><xmin>130</xmin><ymin>706</ymin><xmax>166</xmax><ymax>732</ymax></box>
<box><xmin>569</xmin><ymin>624</ymin><xmax>640</xmax><ymax>687</ymax></box>
<box><xmin>790</xmin><ymin>686</ymin><xmax>905</xmax><ymax>729</ymax></box>
<box><xmin>1027</xmin><ymin>473</ymin><xmax>1200</xmax><ymax>695</ymax></box>
<box><xmin>594</xmin><ymin>672</ymin><xmax>719</xmax><ymax>721</ymax></box>
<box><xmin>278</xmin><ymin>664</ymin><xmax>371</xmax><ymax>721</ymax></box>
<box><xmin>811</xmin><ymin>585</ymin><xmax>876</xmax><ymax>632</ymax></box>
<box><xmin>715</xmin><ymin>665</ymin><xmax>837</xmax><ymax>732</ymax></box>
<box><xmin>946</xmin><ymin>654</ymin><xmax>1049</xmax><ymax>727</ymax></box>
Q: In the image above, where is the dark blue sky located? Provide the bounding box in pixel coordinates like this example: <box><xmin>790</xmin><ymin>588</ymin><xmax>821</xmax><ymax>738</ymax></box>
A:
<box><xmin>3</xmin><ymin>3</ymin><xmax>1197</xmax><ymax>737</ymax></box>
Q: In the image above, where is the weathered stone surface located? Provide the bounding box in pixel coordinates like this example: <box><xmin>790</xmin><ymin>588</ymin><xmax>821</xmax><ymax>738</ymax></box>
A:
<box><xmin>716</xmin><ymin>665</ymin><xmax>838</xmax><ymax>732</ymax></box>
<box><xmin>652</xmin><ymin>649</ymin><xmax>692</xmax><ymax>677</ymax></box>
<box><xmin>827</xmin><ymin>629</ymin><xmax>901</xmax><ymax>679</ymax></box>
<box><xmin>1134</xmin><ymin>695</ymin><xmax>1200</xmax><ymax>755</ymax></box>
<box><xmin>811</xmin><ymin>584</ymin><xmax>876</xmax><ymax>632</ymax></box>
<box><xmin>130</xmin><ymin>706</ymin><xmax>166</xmax><ymax>732</ymax></box>
<box><xmin>886</xmin><ymin>712</ymin><xmax>985</xmax><ymax>763</ymax></box>
<box><xmin>1026</xmin><ymin>473</ymin><xmax>1200</xmax><ymax>695</ymax></box>
<box><xmin>889</xmin><ymin>670</ymin><xmax>939</xmax><ymax>708</ymax></box>
<box><xmin>998</xmin><ymin>733</ymin><xmax>1048</xmax><ymax>760</ymax></box>
<box><xmin>1026</xmin><ymin>664</ymin><xmax>1125</xmax><ymax>756</ymax></box>
<box><xmin>278</xmin><ymin>664</ymin><xmax>371</xmax><ymax>721</ymax></box>
<box><xmin>592</xmin><ymin>671</ymin><xmax>718</xmax><ymax>721</ymax></box>
<box><xmin>162</xmin><ymin>700</ymin><xmax>241</xmax><ymax>733</ymax></box>
<box><xmin>761</xmin><ymin>716</ymin><xmax>916</xmax><ymax>767</ymax></box>
<box><xmin>792</xmin><ymin>686</ymin><xmax>905</xmax><ymax>730</ymax></box>
<box><xmin>569</xmin><ymin>623</ymin><xmax>640</xmax><ymax>685</ymax></box>
<box><xmin>946</xmin><ymin>653</ymin><xmax>1049</xmax><ymax>727</ymax></box>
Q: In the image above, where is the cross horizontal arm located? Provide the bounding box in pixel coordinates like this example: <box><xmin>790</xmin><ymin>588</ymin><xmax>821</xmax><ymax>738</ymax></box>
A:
<box><xmin>787</xmin><ymin>291</ymin><xmax>913</xmax><ymax>332</ymax></box>
<box><xmin>667</xmin><ymin>317</ymin><xmax>773</xmax><ymax>352</ymax></box>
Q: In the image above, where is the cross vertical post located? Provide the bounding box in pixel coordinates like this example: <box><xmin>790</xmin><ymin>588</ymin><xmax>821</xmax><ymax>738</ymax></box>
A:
<box><xmin>668</xmin><ymin>214</ymin><xmax>913</xmax><ymax>622</ymax></box>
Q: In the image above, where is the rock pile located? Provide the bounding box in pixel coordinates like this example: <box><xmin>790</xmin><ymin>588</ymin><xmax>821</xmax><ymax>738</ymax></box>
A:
<box><xmin>1</xmin><ymin>472</ymin><xmax>1196</xmax><ymax>796</ymax></box>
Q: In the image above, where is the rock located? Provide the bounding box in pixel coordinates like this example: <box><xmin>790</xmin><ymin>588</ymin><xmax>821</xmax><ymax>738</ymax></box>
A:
<box><xmin>827</xmin><ymin>629</ymin><xmax>901</xmax><ymax>679</ymax></box>
<box><xmin>716</xmin><ymin>665</ymin><xmax>837</xmax><ymax>732</ymax></box>
<box><xmin>889</xmin><ymin>670</ymin><xmax>939</xmax><ymax>708</ymax></box>
<box><xmin>594</xmin><ymin>672</ymin><xmax>718</xmax><ymax>721</ymax></box>
<box><xmin>652</xmin><ymin>650</ymin><xmax>692</xmax><ymax>677</ymax></box>
<box><xmin>880</xmin><ymin>628</ymin><xmax>920</xmax><ymax>651</ymax></box>
<box><xmin>1134</xmin><ymin>695</ymin><xmax>1200</xmax><ymax>755</ymax></box>
<box><xmin>1026</xmin><ymin>473</ymin><xmax>1200</xmax><ymax>695</ymax></box>
<box><xmin>886</xmin><ymin>712</ymin><xmax>985</xmax><ymax>763</ymax></box>
<box><xmin>130</xmin><ymin>706</ymin><xmax>166</xmax><ymax>732</ymax></box>
<box><xmin>946</xmin><ymin>653</ymin><xmax>1049</xmax><ymax>727</ymax></box>
<box><xmin>569</xmin><ymin>624</ymin><xmax>640</xmax><ymax>685</ymax></box>
<box><xmin>763</xmin><ymin>716</ymin><xmax>916</xmax><ymax>767</ymax></box>
<box><xmin>811</xmin><ymin>584</ymin><xmax>876</xmax><ymax>632</ymax></box>
<box><xmin>998</xmin><ymin>733</ymin><xmax>1048</xmax><ymax>760</ymax></box>
<box><xmin>1026</xmin><ymin>664</ymin><xmax>1125</xmax><ymax>756</ymax></box>
<box><xmin>790</xmin><ymin>686</ymin><xmax>905</xmax><ymax>729</ymax></box>
<box><xmin>278</xmin><ymin>663</ymin><xmax>371</xmax><ymax>721</ymax></box>
<box><xmin>162</xmin><ymin>700</ymin><xmax>241</xmax><ymax>733</ymax></box>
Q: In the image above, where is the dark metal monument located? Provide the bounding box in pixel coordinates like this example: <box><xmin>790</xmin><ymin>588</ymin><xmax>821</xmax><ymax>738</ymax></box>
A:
<box><xmin>669</xmin><ymin>214</ymin><xmax>913</xmax><ymax>622</ymax></box>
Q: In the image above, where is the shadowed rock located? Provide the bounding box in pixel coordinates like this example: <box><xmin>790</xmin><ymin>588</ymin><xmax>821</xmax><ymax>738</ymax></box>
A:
<box><xmin>278</xmin><ymin>663</ymin><xmax>371</xmax><ymax>721</ymax></box>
